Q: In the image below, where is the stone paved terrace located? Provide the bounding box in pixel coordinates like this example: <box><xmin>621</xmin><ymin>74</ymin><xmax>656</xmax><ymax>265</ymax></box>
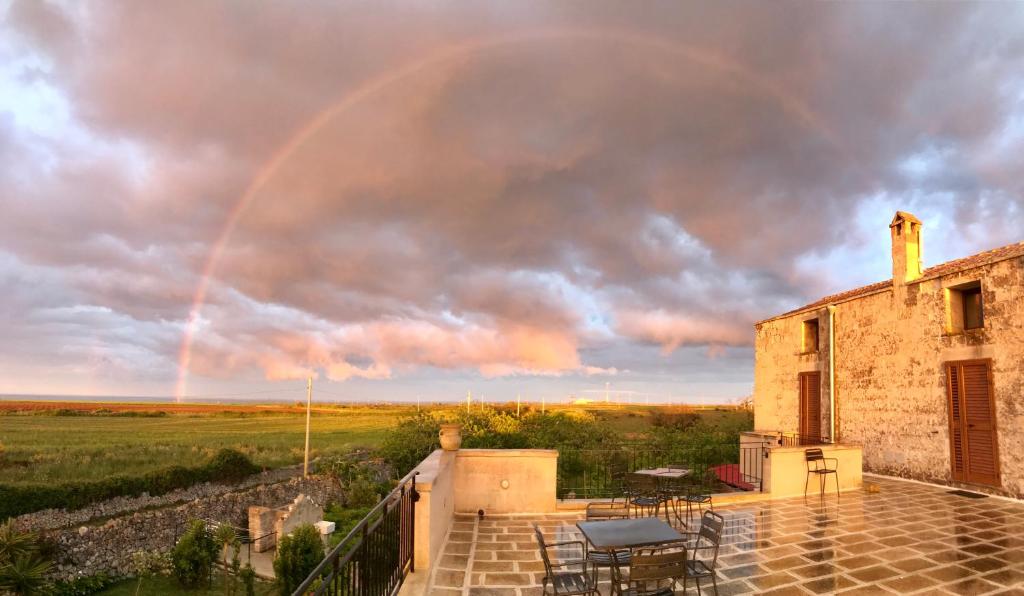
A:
<box><xmin>422</xmin><ymin>476</ymin><xmax>1024</xmax><ymax>596</ymax></box>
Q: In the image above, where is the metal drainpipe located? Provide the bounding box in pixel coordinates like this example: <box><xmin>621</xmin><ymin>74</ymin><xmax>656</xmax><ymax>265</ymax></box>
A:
<box><xmin>827</xmin><ymin>304</ymin><xmax>837</xmax><ymax>444</ymax></box>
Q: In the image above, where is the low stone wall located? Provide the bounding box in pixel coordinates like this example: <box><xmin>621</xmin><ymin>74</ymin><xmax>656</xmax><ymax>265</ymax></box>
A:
<box><xmin>11</xmin><ymin>466</ymin><xmax>303</xmax><ymax>533</ymax></box>
<box><xmin>47</xmin><ymin>476</ymin><xmax>340</xmax><ymax>581</ymax></box>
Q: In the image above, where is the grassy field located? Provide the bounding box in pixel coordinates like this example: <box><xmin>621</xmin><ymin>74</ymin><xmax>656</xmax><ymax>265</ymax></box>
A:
<box><xmin>0</xmin><ymin>401</ymin><xmax>749</xmax><ymax>485</ymax></box>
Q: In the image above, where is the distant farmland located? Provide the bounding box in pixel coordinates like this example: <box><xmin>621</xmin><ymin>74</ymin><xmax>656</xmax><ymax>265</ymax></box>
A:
<box><xmin>0</xmin><ymin>400</ymin><xmax>749</xmax><ymax>485</ymax></box>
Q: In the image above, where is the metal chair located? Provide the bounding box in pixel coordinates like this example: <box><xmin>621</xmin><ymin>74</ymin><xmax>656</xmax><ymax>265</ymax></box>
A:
<box><xmin>533</xmin><ymin>524</ymin><xmax>599</xmax><ymax>596</ymax></box>
<box><xmin>679</xmin><ymin>510</ymin><xmax>725</xmax><ymax>595</ymax></box>
<box><xmin>608</xmin><ymin>544</ymin><xmax>687</xmax><ymax>596</ymax></box>
<box><xmin>583</xmin><ymin>502</ymin><xmax>633</xmax><ymax>572</ymax></box>
<box><xmin>804</xmin><ymin>448</ymin><xmax>839</xmax><ymax>498</ymax></box>
<box><xmin>625</xmin><ymin>473</ymin><xmax>669</xmax><ymax>519</ymax></box>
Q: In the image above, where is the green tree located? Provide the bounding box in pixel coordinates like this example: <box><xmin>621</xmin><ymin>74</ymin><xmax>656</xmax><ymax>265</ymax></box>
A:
<box><xmin>214</xmin><ymin>525</ymin><xmax>239</xmax><ymax>595</ymax></box>
<box><xmin>273</xmin><ymin>524</ymin><xmax>325</xmax><ymax>596</ymax></box>
<box><xmin>171</xmin><ymin>520</ymin><xmax>218</xmax><ymax>589</ymax></box>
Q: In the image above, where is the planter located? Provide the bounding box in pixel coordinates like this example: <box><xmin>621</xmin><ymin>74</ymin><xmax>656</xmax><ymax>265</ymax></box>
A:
<box><xmin>439</xmin><ymin>424</ymin><xmax>462</xmax><ymax>451</ymax></box>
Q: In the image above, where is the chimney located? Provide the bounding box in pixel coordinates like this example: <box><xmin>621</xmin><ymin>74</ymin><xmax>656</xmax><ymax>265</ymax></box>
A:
<box><xmin>889</xmin><ymin>211</ymin><xmax>923</xmax><ymax>284</ymax></box>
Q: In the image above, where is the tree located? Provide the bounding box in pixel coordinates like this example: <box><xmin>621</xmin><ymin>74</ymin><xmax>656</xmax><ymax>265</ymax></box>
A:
<box><xmin>214</xmin><ymin>525</ymin><xmax>239</xmax><ymax>596</ymax></box>
<box><xmin>172</xmin><ymin>520</ymin><xmax>218</xmax><ymax>589</ymax></box>
<box><xmin>273</xmin><ymin>524</ymin><xmax>324</xmax><ymax>595</ymax></box>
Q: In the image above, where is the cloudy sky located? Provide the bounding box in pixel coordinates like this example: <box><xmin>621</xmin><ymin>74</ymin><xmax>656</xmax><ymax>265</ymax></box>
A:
<box><xmin>1</xmin><ymin>1</ymin><xmax>1022</xmax><ymax>403</ymax></box>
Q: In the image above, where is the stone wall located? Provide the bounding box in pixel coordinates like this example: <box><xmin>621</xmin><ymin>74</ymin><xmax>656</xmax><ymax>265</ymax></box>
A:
<box><xmin>754</xmin><ymin>254</ymin><xmax>1024</xmax><ymax>497</ymax></box>
<box><xmin>12</xmin><ymin>466</ymin><xmax>303</xmax><ymax>534</ymax></box>
<box><xmin>46</xmin><ymin>476</ymin><xmax>340</xmax><ymax>581</ymax></box>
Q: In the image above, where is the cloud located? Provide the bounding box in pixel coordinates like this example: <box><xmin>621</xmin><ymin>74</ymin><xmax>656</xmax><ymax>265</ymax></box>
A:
<box><xmin>1</xmin><ymin>0</ymin><xmax>1022</xmax><ymax>399</ymax></box>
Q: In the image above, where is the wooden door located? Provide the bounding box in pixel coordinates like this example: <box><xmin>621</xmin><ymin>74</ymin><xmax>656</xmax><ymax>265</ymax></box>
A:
<box><xmin>946</xmin><ymin>360</ymin><xmax>1000</xmax><ymax>487</ymax></box>
<box><xmin>799</xmin><ymin>372</ymin><xmax>822</xmax><ymax>444</ymax></box>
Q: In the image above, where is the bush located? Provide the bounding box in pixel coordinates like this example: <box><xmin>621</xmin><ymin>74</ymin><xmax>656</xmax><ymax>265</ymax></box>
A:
<box><xmin>51</xmin><ymin>573</ymin><xmax>116</xmax><ymax>596</ymax></box>
<box><xmin>0</xmin><ymin>521</ymin><xmax>52</xmax><ymax>596</ymax></box>
<box><xmin>273</xmin><ymin>524</ymin><xmax>324</xmax><ymax>595</ymax></box>
<box><xmin>0</xmin><ymin>449</ymin><xmax>260</xmax><ymax>520</ymax></box>
<box><xmin>318</xmin><ymin>454</ymin><xmax>389</xmax><ymax>508</ymax></box>
<box><xmin>207</xmin><ymin>449</ymin><xmax>260</xmax><ymax>483</ymax></box>
<box><xmin>171</xmin><ymin>520</ymin><xmax>218</xmax><ymax>589</ymax></box>
<box><xmin>239</xmin><ymin>564</ymin><xmax>257</xmax><ymax>596</ymax></box>
<box><xmin>379</xmin><ymin>408</ymin><xmax>619</xmax><ymax>476</ymax></box>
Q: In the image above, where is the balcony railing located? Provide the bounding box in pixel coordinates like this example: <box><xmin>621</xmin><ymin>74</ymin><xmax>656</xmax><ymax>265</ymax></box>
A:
<box><xmin>292</xmin><ymin>470</ymin><xmax>418</xmax><ymax>596</ymax></box>
<box><xmin>557</xmin><ymin>441</ymin><xmax>765</xmax><ymax>498</ymax></box>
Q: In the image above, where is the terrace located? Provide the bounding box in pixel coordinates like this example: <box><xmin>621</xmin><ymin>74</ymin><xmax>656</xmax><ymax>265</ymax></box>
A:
<box><xmin>295</xmin><ymin>437</ymin><xmax>1024</xmax><ymax>596</ymax></box>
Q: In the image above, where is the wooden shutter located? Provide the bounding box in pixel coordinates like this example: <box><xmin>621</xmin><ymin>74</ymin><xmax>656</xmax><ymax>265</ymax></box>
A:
<box><xmin>799</xmin><ymin>372</ymin><xmax>822</xmax><ymax>444</ymax></box>
<box><xmin>946</xmin><ymin>360</ymin><xmax>1000</xmax><ymax>487</ymax></box>
<box><xmin>946</xmin><ymin>364</ymin><xmax>967</xmax><ymax>482</ymax></box>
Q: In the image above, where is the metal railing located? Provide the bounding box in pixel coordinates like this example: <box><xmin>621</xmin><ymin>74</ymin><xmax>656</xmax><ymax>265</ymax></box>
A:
<box><xmin>292</xmin><ymin>471</ymin><xmax>419</xmax><ymax>596</ymax></box>
<box><xmin>557</xmin><ymin>442</ymin><xmax>765</xmax><ymax>498</ymax></box>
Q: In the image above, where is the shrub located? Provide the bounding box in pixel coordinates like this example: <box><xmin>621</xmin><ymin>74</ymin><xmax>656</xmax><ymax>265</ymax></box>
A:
<box><xmin>0</xmin><ymin>449</ymin><xmax>260</xmax><ymax>520</ymax></box>
<box><xmin>171</xmin><ymin>520</ymin><xmax>218</xmax><ymax>589</ymax></box>
<box><xmin>378</xmin><ymin>413</ymin><xmax>440</xmax><ymax>475</ymax></box>
<box><xmin>319</xmin><ymin>454</ymin><xmax>389</xmax><ymax>507</ymax></box>
<box><xmin>51</xmin><ymin>573</ymin><xmax>116</xmax><ymax>596</ymax></box>
<box><xmin>239</xmin><ymin>564</ymin><xmax>257</xmax><ymax>596</ymax></box>
<box><xmin>206</xmin><ymin>449</ymin><xmax>260</xmax><ymax>483</ymax></box>
<box><xmin>273</xmin><ymin>524</ymin><xmax>324</xmax><ymax>595</ymax></box>
<box><xmin>131</xmin><ymin>550</ymin><xmax>172</xmax><ymax>596</ymax></box>
<box><xmin>0</xmin><ymin>521</ymin><xmax>52</xmax><ymax>595</ymax></box>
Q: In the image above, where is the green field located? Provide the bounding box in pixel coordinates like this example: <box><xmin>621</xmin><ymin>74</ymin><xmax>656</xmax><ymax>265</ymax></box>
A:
<box><xmin>0</xmin><ymin>401</ymin><xmax>749</xmax><ymax>485</ymax></box>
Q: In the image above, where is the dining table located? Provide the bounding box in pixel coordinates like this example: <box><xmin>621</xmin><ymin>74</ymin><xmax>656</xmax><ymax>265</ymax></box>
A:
<box><xmin>576</xmin><ymin>517</ymin><xmax>684</xmax><ymax>551</ymax></box>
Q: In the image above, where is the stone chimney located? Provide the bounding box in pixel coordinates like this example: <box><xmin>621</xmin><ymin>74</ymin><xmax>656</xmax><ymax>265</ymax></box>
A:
<box><xmin>889</xmin><ymin>211</ymin><xmax>923</xmax><ymax>284</ymax></box>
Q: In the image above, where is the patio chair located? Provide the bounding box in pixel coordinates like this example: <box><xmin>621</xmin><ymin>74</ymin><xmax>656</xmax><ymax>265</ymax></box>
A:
<box><xmin>533</xmin><ymin>524</ymin><xmax>599</xmax><ymax>596</ymax></box>
<box><xmin>679</xmin><ymin>510</ymin><xmax>725</xmax><ymax>595</ymax></box>
<box><xmin>804</xmin><ymin>448</ymin><xmax>839</xmax><ymax>498</ymax></box>
<box><xmin>625</xmin><ymin>473</ymin><xmax>669</xmax><ymax>518</ymax></box>
<box><xmin>608</xmin><ymin>544</ymin><xmax>687</xmax><ymax>596</ymax></box>
<box><xmin>671</xmin><ymin>470</ymin><xmax>713</xmax><ymax>530</ymax></box>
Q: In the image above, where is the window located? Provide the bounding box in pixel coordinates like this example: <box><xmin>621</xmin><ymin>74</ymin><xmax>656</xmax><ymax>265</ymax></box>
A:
<box><xmin>802</xmin><ymin>319</ymin><xmax>819</xmax><ymax>353</ymax></box>
<box><xmin>945</xmin><ymin>281</ymin><xmax>984</xmax><ymax>334</ymax></box>
<box><xmin>962</xmin><ymin>286</ymin><xmax>983</xmax><ymax>329</ymax></box>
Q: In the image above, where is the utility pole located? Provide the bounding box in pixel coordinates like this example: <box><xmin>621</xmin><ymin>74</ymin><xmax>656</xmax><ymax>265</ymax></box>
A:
<box><xmin>467</xmin><ymin>390</ymin><xmax>471</xmax><ymax>413</ymax></box>
<box><xmin>303</xmin><ymin>377</ymin><xmax>313</xmax><ymax>478</ymax></box>
<box><xmin>517</xmin><ymin>394</ymin><xmax>521</xmax><ymax>418</ymax></box>
<box><xmin>416</xmin><ymin>395</ymin><xmax>421</xmax><ymax>412</ymax></box>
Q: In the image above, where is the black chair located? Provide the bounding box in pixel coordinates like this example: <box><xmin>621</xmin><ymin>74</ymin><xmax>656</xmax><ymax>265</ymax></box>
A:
<box><xmin>805</xmin><ymin>448</ymin><xmax>839</xmax><ymax>498</ymax></box>
<box><xmin>583</xmin><ymin>502</ymin><xmax>633</xmax><ymax>572</ymax></box>
<box><xmin>608</xmin><ymin>544</ymin><xmax>687</xmax><ymax>596</ymax></box>
<box><xmin>679</xmin><ymin>510</ymin><xmax>725</xmax><ymax>595</ymax></box>
<box><xmin>533</xmin><ymin>524</ymin><xmax>599</xmax><ymax>596</ymax></box>
<box><xmin>625</xmin><ymin>473</ymin><xmax>670</xmax><ymax>519</ymax></box>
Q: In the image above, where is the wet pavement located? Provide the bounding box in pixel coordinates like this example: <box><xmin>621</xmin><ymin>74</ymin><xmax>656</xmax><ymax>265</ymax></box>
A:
<box><xmin>424</xmin><ymin>476</ymin><xmax>1024</xmax><ymax>595</ymax></box>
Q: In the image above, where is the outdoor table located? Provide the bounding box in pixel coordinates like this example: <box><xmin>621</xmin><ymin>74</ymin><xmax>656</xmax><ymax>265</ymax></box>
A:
<box><xmin>576</xmin><ymin>517</ymin><xmax>683</xmax><ymax>551</ymax></box>
<box><xmin>635</xmin><ymin>467</ymin><xmax>689</xmax><ymax>478</ymax></box>
<box><xmin>634</xmin><ymin>468</ymin><xmax>689</xmax><ymax>522</ymax></box>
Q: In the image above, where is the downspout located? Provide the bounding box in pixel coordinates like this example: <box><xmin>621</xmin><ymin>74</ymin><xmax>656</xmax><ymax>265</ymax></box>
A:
<box><xmin>827</xmin><ymin>304</ymin><xmax>836</xmax><ymax>444</ymax></box>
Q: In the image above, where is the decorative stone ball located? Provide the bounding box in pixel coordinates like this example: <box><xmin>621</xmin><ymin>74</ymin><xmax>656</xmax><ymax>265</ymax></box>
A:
<box><xmin>439</xmin><ymin>424</ymin><xmax>462</xmax><ymax>451</ymax></box>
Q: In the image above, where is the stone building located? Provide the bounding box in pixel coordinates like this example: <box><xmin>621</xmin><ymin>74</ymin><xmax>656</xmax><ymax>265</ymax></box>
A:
<box><xmin>753</xmin><ymin>211</ymin><xmax>1023</xmax><ymax>497</ymax></box>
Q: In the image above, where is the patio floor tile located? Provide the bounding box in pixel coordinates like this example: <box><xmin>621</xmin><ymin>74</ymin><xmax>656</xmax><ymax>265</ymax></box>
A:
<box><xmin>422</xmin><ymin>476</ymin><xmax>1024</xmax><ymax>596</ymax></box>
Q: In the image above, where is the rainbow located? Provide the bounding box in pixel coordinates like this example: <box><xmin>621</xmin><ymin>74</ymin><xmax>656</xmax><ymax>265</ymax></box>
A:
<box><xmin>174</xmin><ymin>28</ymin><xmax>846</xmax><ymax>402</ymax></box>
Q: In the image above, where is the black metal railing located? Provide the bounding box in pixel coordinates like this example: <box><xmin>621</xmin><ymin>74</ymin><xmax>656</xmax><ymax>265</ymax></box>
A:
<box><xmin>557</xmin><ymin>442</ymin><xmax>765</xmax><ymax>499</ymax></box>
<box><xmin>292</xmin><ymin>471</ymin><xmax>418</xmax><ymax>596</ymax></box>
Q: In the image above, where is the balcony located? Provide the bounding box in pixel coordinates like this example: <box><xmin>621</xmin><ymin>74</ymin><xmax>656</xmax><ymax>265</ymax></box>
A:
<box><xmin>295</xmin><ymin>442</ymin><xmax>1024</xmax><ymax>596</ymax></box>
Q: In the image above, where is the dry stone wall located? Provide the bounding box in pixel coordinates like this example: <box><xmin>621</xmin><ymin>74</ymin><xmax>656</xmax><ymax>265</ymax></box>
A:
<box><xmin>44</xmin><ymin>476</ymin><xmax>340</xmax><ymax>581</ymax></box>
<box><xmin>11</xmin><ymin>466</ymin><xmax>303</xmax><ymax>534</ymax></box>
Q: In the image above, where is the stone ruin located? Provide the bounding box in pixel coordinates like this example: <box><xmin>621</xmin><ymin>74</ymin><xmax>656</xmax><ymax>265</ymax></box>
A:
<box><xmin>248</xmin><ymin>493</ymin><xmax>325</xmax><ymax>552</ymax></box>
